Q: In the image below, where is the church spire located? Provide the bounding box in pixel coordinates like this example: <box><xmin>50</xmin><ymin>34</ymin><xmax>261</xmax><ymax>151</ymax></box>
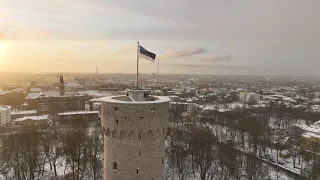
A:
<box><xmin>59</xmin><ymin>74</ymin><xmax>65</xmax><ymax>96</ymax></box>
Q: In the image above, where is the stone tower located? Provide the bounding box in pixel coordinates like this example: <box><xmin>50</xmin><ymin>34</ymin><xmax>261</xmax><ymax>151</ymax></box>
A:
<box><xmin>100</xmin><ymin>90</ymin><xmax>170</xmax><ymax>180</ymax></box>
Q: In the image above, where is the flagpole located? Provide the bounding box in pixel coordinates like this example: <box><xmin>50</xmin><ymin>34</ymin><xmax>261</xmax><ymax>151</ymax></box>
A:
<box><xmin>137</xmin><ymin>42</ymin><xmax>139</xmax><ymax>89</ymax></box>
<box><xmin>157</xmin><ymin>58</ymin><xmax>159</xmax><ymax>90</ymax></box>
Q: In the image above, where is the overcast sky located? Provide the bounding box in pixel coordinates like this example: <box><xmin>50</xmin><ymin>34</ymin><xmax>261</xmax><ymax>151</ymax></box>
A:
<box><xmin>0</xmin><ymin>0</ymin><xmax>319</xmax><ymax>75</ymax></box>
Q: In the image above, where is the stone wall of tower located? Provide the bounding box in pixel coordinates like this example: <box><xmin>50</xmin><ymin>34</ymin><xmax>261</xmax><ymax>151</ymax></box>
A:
<box><xmin>101</xmin><ymin>100</ymin><xmax>169</xmax><ymax>180</ymax></box>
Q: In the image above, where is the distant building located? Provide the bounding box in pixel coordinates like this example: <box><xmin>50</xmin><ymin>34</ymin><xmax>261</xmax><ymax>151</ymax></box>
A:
<box><xmin>0</xmin><ymin>90</ymin><xmax>26</xmax><ymax>108</ymax></box>
<box><xmin>25</xmin><ymin>92</ymin><xmax>46</xmax><ymax>109</ymax></box>
<box><xmin>57</xmin><ymin>110</ymin><xmax>99</xmax><ymax>125</ymax></box>
<box><xmin>170</xmin><ymin>102</ymin><xmax>198</xmax><ymax>116</ymax></box>
<box><xmin>11</xmin><ymin>110</ymin><xmax>37</xmax><ymax>119</ymax></box>
<box><xmin>30</xmin><ymin>81</ymin><xmax>37</xmax><ymax>88</ymax></box>
<box><xmin>37</xmin><ymin>95</ymin><xmax>86</xmax><ymax>114</ymax></box>
<box><xmin>30</xmin><ymin>87</ymin><xmax>42</xmax><ymax>93</ymax></box>
<box><xmin>239</xmin><ymin>92</ymin><xmax>260</xmax><ymax>104</ymax></box>
<box><xmin>165</xmin><ymin>96</ymin><xmax>181</xmax><ymax>102</ymax></box>
<box><xmin>0</xmin><ymin>106</ymin><xmax>11</xmax><ymax>125</ymax></box>
<box><xmin>199</xmin><ymin>88</ymin><xmax>209</xmax><ymax>95</ymax></box>
<box><xmin>65</xmin><ymin>82</ymin><xmax>83</xmax><ymax>91</ymax></box>
<box><xmin>202</xmin><ymin>105</ymin><xmax>217</xmax><ymax>117</ymax></box>
<box><xmin>301</xmin><ymin>120</ymin><xmax>320</xmax><ymax>154</ymax></box>
<box><xmin>13</xmin><ymin>115</ymin><xmax>50</xmax><ymax>126</ymax></box>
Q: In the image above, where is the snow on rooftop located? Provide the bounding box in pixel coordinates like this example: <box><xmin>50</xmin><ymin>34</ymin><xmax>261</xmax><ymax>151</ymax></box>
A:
<box><xmin>0</xmin><ymin>90</ymin><xmax>7</xmax><ymax>95</ymax></box>
<box><xmin>296</xmin><ymin>120</ymin><xmax>320</xmax><ymax>140</ymax></box>
<box><xmin>26</xmin><ymin>92</ymin><xmax>45</xmax><ymax>99</ymax></box>
<box><xmin>203</xmin><ymin>105</ymin><xmax>216</xmax><ymax>111</ymax></box>
<box><xmin>77</xmin><ymin>90</ymin><xmax>113</xmax><ymax>98</ymax></box>
<box><xmin>11</xmin><ymin>110</ymin><xmax>37</xmax><ymax>115</ymax></box>
<box><xmin>14</xmin><ymin>88</ymin><xmax>24</xmax><ymax>92</ymax></box>
<box><xmin>14</xmin><ymin>115</ymin><xmax>49</xmax><ymax>122</ymax></box>
<box><xmin>65</xmin><ymin>82</ymin><xmax>83</xmax><ymax>87</ymax></box>
<box><xmin>100</xmin><ymin>95</ymin><xmax>170</xmax><ymax>104</ymax></box>
<box><xmin>30</xmin><ymin>87</ymin><xmax>42</xmax><ymax>92</ymax></box>
<box><xmin>58</xmin><ymin>111</ymin><xmax>99</xmax><ymax>116</ymax></box>
<box><xmin>217</xmin><ymin>108</ymin><xmax>229</xmax><ymax>112</ymax></box>
<box><xmin>43</xmin><ymin>91</ymin><xmax>74</xmax><ymax>97</ymax></box>
<box><xmin>304</xmin><ymin>125</ymin><xmax>320</xmax><ymax>134</ymax></box>
<box><xmin>0</xmin><ymin>106</ymin><xmax>11</xmax><ymax>111</ymax></box>
<box><xmin>302</xmin><ymin>132</ymin><xmax>320</xmax><ymax>139</ymax></box>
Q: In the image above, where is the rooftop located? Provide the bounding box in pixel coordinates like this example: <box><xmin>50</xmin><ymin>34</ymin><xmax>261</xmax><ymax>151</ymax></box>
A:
<box><xmin>0</xmin><ymin>106</ymin><xmax>11</xmax><ymax>111</ymax></box>
<box><xmin>11</xmin><ymin>110</ymin><xmax>37</xmax><ymax>115</ymax></box>
<box><xmin>302</xmin><ymin>132</ymin><xmax>320</xmax><ymax>139</ymax></box>
<box><xmin>14</xmin><ymin>115</ymin><xmax>49</xmax><ymax>122</ymax></box>
<box><xmin>58</xmin><ymin>111</ymin><xmax>99</xmax><ymax>116</ymax></box>
<box><xmin>100</xmin><ymin>95</ymin><xmax>170</xmax><ymax>104</ymax></box>
<box><xmin>30</xmin><ymin>87</ymin><xmax>42</xmax><ymax>92</ymax></box>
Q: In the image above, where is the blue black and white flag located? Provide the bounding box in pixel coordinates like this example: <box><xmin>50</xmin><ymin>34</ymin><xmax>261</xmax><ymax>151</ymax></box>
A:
<box><xmin>138</xmin><ymin>45</ymin><xmax>156</xmax><ymax>62</ymax></box>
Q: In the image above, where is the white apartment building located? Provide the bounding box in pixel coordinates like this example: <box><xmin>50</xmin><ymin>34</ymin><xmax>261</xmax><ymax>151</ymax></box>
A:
<box><xmin>0</xmin><ymin>106</ymin><xmax>11</xmax><ymax>125</ymax></box>
<box><xmin>170</xmin><ymin>102</ymin><xmax>198</xmax><ymax>115</ymax></box>
<box><xmin>239</xmin><ymin>92</ymin><xmax>260</xmax><ymax>104</ymax></box>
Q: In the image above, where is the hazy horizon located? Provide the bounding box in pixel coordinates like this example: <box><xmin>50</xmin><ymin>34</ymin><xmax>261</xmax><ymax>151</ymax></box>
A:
<box><xmin>1</xmin><ymin>0</ymin><xmax>320</xmax><ymax>76</ymax></box>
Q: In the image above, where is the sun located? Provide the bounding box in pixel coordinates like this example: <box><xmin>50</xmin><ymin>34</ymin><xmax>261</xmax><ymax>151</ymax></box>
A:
<box><xmin>0</xmin><ymin>41</ymin><xmax>8</xmax><ymax>61</ymax></box>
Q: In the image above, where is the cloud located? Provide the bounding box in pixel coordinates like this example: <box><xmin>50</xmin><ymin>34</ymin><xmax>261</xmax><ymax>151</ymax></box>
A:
<box><xmin>161</xmin><ymin>48</ymin><xmax>206</xmax><ymax>58</ymax></box>
<box><xmin>115</xmin><ymin>46</ymin><xmax>135</xmax><ymax>54</ymax></box>
<box><xmin>201</xmin><ymin>55</ymin><xmax>235</xmax><ymax>62</ymax></box>
<box><xmin>161</xmin><ymin>63</ymin><xmax>284</xmax><ymax>71</ymax></box>
<box><xmin>60</xmin><ymin>50</ymin><xmax>77</xmax><ymax>55</ymax></box>
<box><xmin>3</xmin><ymin>27</ymin><xmax>53</xmax><ymax>41</ymax></box>
<box><xmin>15</xmin><ymin>28</ymin><xmax>52</xmax><ymax>40</ymax></box>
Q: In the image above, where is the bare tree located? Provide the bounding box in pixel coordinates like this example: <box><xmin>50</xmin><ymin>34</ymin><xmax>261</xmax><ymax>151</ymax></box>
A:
<box><xmin>62</xmin><ymin>125</ymin><xmax>89</xmax><ymax>180</ymax></box>
<box><xmin>87</xmin><ymin>128</ymin><xmax>103</xmax><ymax>180</ymax></box>
<box><xmin>19</xmin><ymin>127</ymin><xmax>41</xmax><ymax>180</ymax></box>
<box><xmin>191</xmin><ymin>127</ymin><xmax>218</xmax><ymax>180</ymax></box>
<box><xmin>288</xmin><ymin>126</ymin><xmax>303</xmax><ymax>168</ymax></box>
<box><xmin>41</xmin><ymin>128</ymin><xmax>64</xmax><ymax>177</ymax></box>
<box><xmin>217</xmin><ymin>142</ymin><xmax>240</xmax><ymax>180</ymax></box>
<box><xmin>245</xmin><ymin>154</ymin><xmax>269</xmax><ymax>180</ymax></box>
<box><xmin>307</xmin><ymin>156</ymin><xmax>320</xmax><ymax>180</ymax></box>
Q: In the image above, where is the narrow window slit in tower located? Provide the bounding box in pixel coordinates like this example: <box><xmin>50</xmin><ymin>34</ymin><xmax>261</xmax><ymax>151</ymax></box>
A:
<box><xmin>113</xmin><ymin>162</ymin><xmax>117</xmax><ymax>170</ymax></box>
<box><xmin>136</xmin><ymin>168</ymin><xmax>139</xmax><ymax>174</ymax></box>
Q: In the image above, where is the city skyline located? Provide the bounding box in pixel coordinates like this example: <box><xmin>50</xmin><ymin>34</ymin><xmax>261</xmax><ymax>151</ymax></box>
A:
<box><xmin>0</xmin><ymin>0</ymin><xmax>320</xmax><ymax>75</ymax></box>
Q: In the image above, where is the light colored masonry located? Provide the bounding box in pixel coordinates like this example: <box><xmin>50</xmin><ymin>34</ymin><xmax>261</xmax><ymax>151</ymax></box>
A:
<box><xmin>100</xmin><ymin>90</ymin><xmax>170</xmax><ymax>180</ymax></box>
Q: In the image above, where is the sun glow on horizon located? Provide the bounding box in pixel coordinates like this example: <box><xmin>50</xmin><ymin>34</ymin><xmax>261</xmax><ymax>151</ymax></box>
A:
<box><xmin>0</xmin><ymin>40</ymin><xmax>9</xmax><ymax>61</ymax></box>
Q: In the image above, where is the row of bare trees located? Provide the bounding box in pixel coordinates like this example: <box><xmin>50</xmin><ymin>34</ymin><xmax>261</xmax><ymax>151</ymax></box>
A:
<box><xmin>166</xmin><ymin>122</ymin><xmax>270</xmax><ymax>180</ymax></box>
<box><xmin>201</xmin><ymin>105</ymin><xmax>320</xmax><ymax>179</ymax></box>
<box><xmin>0</xmin><ymin>125</ymin><xmax>103</xmax><ymax>180</ymax></box>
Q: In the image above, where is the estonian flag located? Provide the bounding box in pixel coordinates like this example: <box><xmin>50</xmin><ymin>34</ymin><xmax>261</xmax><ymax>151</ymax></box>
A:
<box><xmin>138</xmin><ymin>44</ymin><xmax>156</xmax><ymax>62</ymax></box>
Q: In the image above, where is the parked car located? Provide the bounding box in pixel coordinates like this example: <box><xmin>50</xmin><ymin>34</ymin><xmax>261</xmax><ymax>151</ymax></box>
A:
<box><xmin>269</xmin><ymin>157</ymin><xmax>275</xmax><ymax>162</ymax></box>
<box><xmin>263</xmin><ymin>154</ymin><xmax>270</xmax><ymax>159</ymax></box>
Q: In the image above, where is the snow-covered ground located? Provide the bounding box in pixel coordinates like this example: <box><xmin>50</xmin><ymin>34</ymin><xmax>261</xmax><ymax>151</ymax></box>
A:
<box><xmin>205</xmin><ymin>122</ymin><xmax>306</xmax><ymax>180</ymax></box>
